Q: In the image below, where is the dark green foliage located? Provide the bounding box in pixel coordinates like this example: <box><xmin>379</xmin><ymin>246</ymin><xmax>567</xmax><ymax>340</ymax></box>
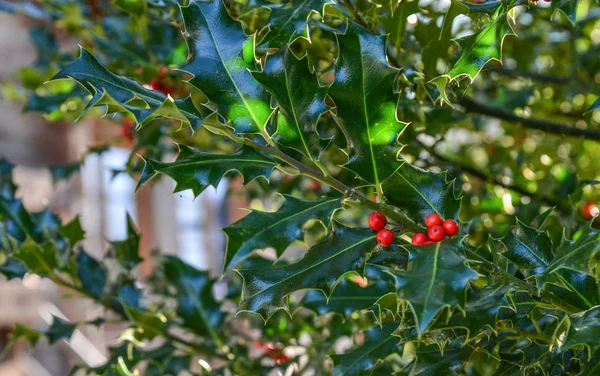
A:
<box><xmin>2</xmin><ymin>0</ymin><xmax>600</xmax><ymax>374</ymax></box>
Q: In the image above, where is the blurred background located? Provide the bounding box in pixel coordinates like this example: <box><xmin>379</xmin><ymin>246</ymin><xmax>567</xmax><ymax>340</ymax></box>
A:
<box><xmin>1</xmin><ymin>0</ymin><xmax>599</xmax><ymax>374</ymax></box>
<box><xmin>0</xmin><ymin>8</ymin><xmax>239</xmax><ymax>374</ymax></box>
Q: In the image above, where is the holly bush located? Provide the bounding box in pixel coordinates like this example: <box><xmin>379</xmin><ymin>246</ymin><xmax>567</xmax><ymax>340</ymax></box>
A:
<box><xmin>2</xmin><ymin>0</ymin><xmax>600</xmax><ymax>374</ymax></box>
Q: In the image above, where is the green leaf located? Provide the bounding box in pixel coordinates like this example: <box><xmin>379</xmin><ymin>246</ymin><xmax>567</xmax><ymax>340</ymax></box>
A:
<box><xmin>390</xmin><ymin>239</ymin><xmax>479</xmax><ymax>335</ymax></box>
<box><xmin>50</xmin><ymin>49</ymin><xmax>203</xmax><ymax>129</ymax></box>
<box><xmin>59</xmin><ymin>216</ymin><xmax>85</xmax><ymax>247</ymax></box>
<box><xmin>330</xmin><ymin>323</ymin><xmax>402</xmax><ymax>376</ymax></box>
<box><xmin>500</xmin><ymin>220</ymin><xmax>554</xmax><ymax>278</ymax></box>
<box><xmin>382</xmin><ymin>162</ymin><xmax>461</xmax><ymax>223</ymax></box>
<box><xmin>46</xmin><ymin>316</ymin><xmax>77</xmax><ymax>344</ymax></box>
<box><xmin>403</xmin><ymin>343</ymin><xmax>474</xmax><ymax>375</ymax></box>
<box><xmin>259</xmin><ymin>0</ymin><xmax>328</xmax><ymax>49</ymax></box>
<box><xmin>110</xmin><ymin>214</ymin><xmax>142</xmax><ymax>269</ymax></box>
<box><xmin>237</xmin><ymin>223</ymin><xmax>377</xmax><ymax>320</ymax></box>
<box><xmin>13</xmin><ymin>239</ymin><xmax>58</xmax><ymax>276</ymax></box>
<box><xmin>0</xmin><ymin>158</ymin><xmax>16</xmax><ymax>199</ymax></box>
<box><xmin>303</xmin><ymin>273</ymin><xmax>395</xmax><ymax>316</ymax></box>
<box><xmin>380</xmin><ymin>0</ymin><xmax>421</xmax><ymax>53</ymax></box>
<box><xmin>586</xmin><ymin>97</ymin><xmax>600</xmax><ymax>113</ymax></box>
<box><xmin>137</xmin><ymin>145</ymin><xmax>277</xmax><ymax>198</ymax></box>
<box><xmin>499</xmin><ymin>221</ymin><xmax>598</xmax><ymax>302</ymax></box>
<box><xmin>7</xmin><ymin>324</ymin><xmax>42</xmax><ymax>349</ymax></box>
<box><xmin>0</xmin><ymin>258</ymin><xmax>27</xmax><ymax>280</ymax></box>
<box><xmin>49</xmin><ymin>163</ymin><xmax>80</xmax><ymax>185</ymax></box>
<box><xmin>421</xmin><ymin>0</ymin><xmax>470</xmax><ymax>78</ymax></box>
<box><xmin>563</xmin><ymin>306</ymin><xmax>600</xmax><ymax>357</ymax></box>
<box><xmin>163</xmin><ymin>256</ymin><xmax>224</xmax><ymax>338</ymax></box>
<box><xmin>181</xmin><ymin>0</ymin><xmax>272</xmax><ymax>134</ymax></box>
<box><xmin>251</xmin><ymin>46</ymin><xmax>328</xmax><ymax>161</ymax></box>
<box><xmin>543</xmin><ymin>226</ymin><xmax>600</xmax><ymax>278</ymax></box>
<box><xmin>552</xmin><ymin>0</ymin><xmax>581</xmax><ymax>23</ymax></box>
<box><xmin>438</xmin><ymin>285</ymin><xmax>511</xmax><ymax>338</ymax></box>
<box><xmin>77</xmin><ymin>250</ymin><xmax>106</xmax><ymax>299</ymax></box>
<box><xmin>444</xmin><ymin>11</ymin><xmax>514</xmax><ymax>81</ymax></box>
<box><xmin>329</xmin><ymin>22</ymin><xmax>405</xmax><ymax>187</ymax></box>
<box><xmin>0</xmin><ymin>198</ymin><xmax>38</xmax><ymax>242</ymax></box>
<box><xmin>124</xmin><ymin>307</ymin><xmax>165</xmax><ymax>341</ymax></box>
<box><xmin>223</xmin><ymin>195</ymin><xmax>341</xmax><ymax>271</ymax></box>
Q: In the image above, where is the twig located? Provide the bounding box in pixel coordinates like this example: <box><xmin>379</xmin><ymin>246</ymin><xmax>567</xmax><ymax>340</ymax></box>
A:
<box><xmin>459</xmin><ymin>95</ymin><xmax>600</xmax><ymax>141</ymax></box>
<box><xmin>416</xmin><ymin>140</ymin><xmax>570</xmax><ymax>210</ymax></box>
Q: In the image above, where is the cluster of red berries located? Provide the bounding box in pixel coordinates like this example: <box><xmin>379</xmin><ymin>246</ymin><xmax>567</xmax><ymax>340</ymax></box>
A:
<box><xmin>368</xmin><ymin>212</ymin><xmax>395</xmax><ymax>247</ymax></box>
<box><xmin>149</xmin><ymin>67</ymin><xmax>176</xmax><ymax>96</ymax></box>
<box><xmin>411</xmin><ymin>214</ymin><xmax>459</xmax><ymax>246</ymax></box>
<box><xmin>254</xmin><ymin>342</ymin><xmax>291</xmax><ymax>365</ymax></box>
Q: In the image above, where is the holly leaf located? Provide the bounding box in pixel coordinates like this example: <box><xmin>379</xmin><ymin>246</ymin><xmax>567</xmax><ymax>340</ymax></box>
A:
<box><xmin>421</xmin><ymin>0</ymin><xmax>469</xmax><ymax>78</ymax></box>
<box><xmin>330</xmin><ymin>323</ymin><xmax>402</xmax><ymax>376</ymax></box>
<box><xmin>0</xmin><ymin>258</ymin><xmax>27</xmax><ymax>279</ymax></box>
<box><xmin>13</xmin><ymin>239</ymin><xmax>59</xmax><ymax>276</ymax></box>
<box><xmin>59</xmin><ymin>216</ymin><xmax>85</xmax><ymax>247</ymax></box>
<box><xmin>380</xmin><ymin>0</ymin><xmax>421</xmax><ymax>54</ymax></box>
<box><xmin>110</xmin><ymin>214</ymin><xmax>142</xmax><ymax>269</ymax></box>
<box><xmin>181</xmin><ymin>0</ymin><xmax>272</xmax><ymax>134</ymax></box>
<box><xmin>7</xmin><ymin>324</ymin><xmax>42</xmax><ymax>349</ymax></box>
<box><xmin>46</xmin><ymin>316</ymin><xmax>77</xmax><ymax>344</ymax></box>
<box><xmin>259</xmin><ymin>0</ymin><xmax>328</xmax><ymax>49</ymax></box>
<box><xmin>251</xmin><ymin>46</ymin><xmax>328</xmax><ymax>161</ymax></box>
<box><xmin>137</xmin><ymin>145</ymin><xmax>277</xmax><ymax>198</ymax></box>
<box><xmin>438</xmin><ymin>285</ymin><xmax>511</xmax><ymax>338</ymax></box>
<box><xmin>163</xmin><ymin>256</ymin><xmax>224</xmax><ymax>337</ymax></box>
<box><xmin>303</xmin><ymin>272</ymin><xmax>395</xmax><ymax>316</ymax></box>
<box><xmin>50</xmin><ymin>49</ymin><xmax>203</xmax><ymax>129</ymax></box>
<box><xmin>77</xmin><ymin>250</ymin><xmax>106</xmax><ymax>299</ymax></box>
<box><xmin>445</xmin><ymin>11</ymin><xmax>514</xmax><ymax>81</ymax></box>
<box><xmin>237</xmin><ymin>224</ymin><xmax>377</xmax><ymax>320</ymax></box>
<box><xmin>382</xmin><ymin>162</ymin><xmax>461</xmax><ymax>224</ymax></box>
<box><xmin>329</xmin><ymin>22</ymin><xmax>405</xmax><ymax>187</ymax></box>
<box><xmin>0</xmin><ymin>198</ymin><xmax>38</xmax><ymax>242</ymax></box>
<box><xmin>0</xmin><ymin>159</ymin><xmax>16</xmax><ymax>199</ymax></box>
<box><xmin>542</xmin><ymin>226</ymin><xmax>600</xmax><ymax>278</ymax></box>
<box><xmin>551</xmin><ymin>0</ymin><xmax>580</xmax><ymax>23</ymax></box>
<box><xmin>563</xmin><ymin>306</ymin><xmax>600</xmax><ymax>358</ymax></box>
<box><xmin>223</xmin><ymin>195</ymin><xmax>341</xmax><ymax>271</ymax></box>
<box><xmin>390</xmin><ymin>239</ymin><xmax>479</xmax><ymax>335</ymax></box>
<box><xmin>500</xmin><ymin>220</ymin><xmax>554</xmax><ymax>279</ymax></box>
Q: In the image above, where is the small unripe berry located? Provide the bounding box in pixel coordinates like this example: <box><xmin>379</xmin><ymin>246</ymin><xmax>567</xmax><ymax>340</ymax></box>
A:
<box><xmin>368</xmin><ymin>212</ymin><xmax>387</xmax><ymax>231</ymax></box>
<box><xmin>425</xmin><ymin>213</ymin><xmax>443</xmax><ymax>228</ymax></box>
<box><xmin>428</xmin><ymin>225</ymin><xmax>445</xmax><ymax>242</ymax></box>
<box><xmin>376</xmin><ymin>229</ymin><xmax>394</xmax><ymax>247</ymax></box>
<box><xmin>442</xmin><ymin>219</ymin><xmax>459</xmax><ymax>236</ymax></box>
<box><xmin>412</xmin><ymin>232</ymin><xmax>428</xmax><ymax>246</ymax></box>
<box><xmin>581</xmin><ymin>201</ymin><xmax>599</xmax><ymax>220</ymax></box>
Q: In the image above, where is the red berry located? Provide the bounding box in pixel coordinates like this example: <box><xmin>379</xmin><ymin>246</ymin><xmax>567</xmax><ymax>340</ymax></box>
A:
<box><xmin>425</xmin><ymin>213</ymin><xmax>443</xmax><ymax>228</ymax></box>
<box><xmin>428</xmin><ymin>225</ymin><xmax>445</xmax><ymax>242</ymax></box>
<box><xmin>274</xmin><ymin>355</ymin><xmax>291</xmax><ymax>365</ymax></box>
<box><xmin>368</xmin><ymin>212</ymin><xmax>387</xmax><ymax>231</ymax></box>
<box><xmin>412</xmin><ymin>232</ymin><xmax>427</xmax><ymax>246</ymax></box>
<box><xmin>308</xmin><ymin>180</ymin><xmax>321</xmax><ymax>192</ymax></box>
<box><xmin>325</xmin><ymin>98</ymin><xmax>334</xmax><ymax>107</ymax></box>
<box><xmin>442</xmin><ymin>219</ymin><xmax>459</xmax><ymax>236</ymax></box>
<box><xmin>376</xmin><ymin>229</ymin><xmax>395</xmax><ymax>247</ymax></box>
<box><xmin>582</xmin><ymin>201</ymin><xmax>599</xmax><ymax>220</ymax></box>
<box><xmin>424</xmin><ymin>241</ymin><xmax>433</xmax><ymax>244</ymax></box>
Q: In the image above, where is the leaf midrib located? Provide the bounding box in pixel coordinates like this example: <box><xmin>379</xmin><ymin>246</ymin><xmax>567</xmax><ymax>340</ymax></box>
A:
<box><xmin>198</xmin><ymin>3</ymin><xmax>264</xmax><ymax>130</ymax></box>
<box><xmin>241</xmin><ymin>235</ymin><xmax>375</xmax><ymax>302</ymax></box>
<box><xmin>283</xmin><ymin>59</ymin><xmax>313</xmax><ymax>160</ymax></box>
<box><xmin>395</xmin><ymin>170</ymin><xmax>441</xmax><ymax>216</ymax></box>
<box><xmin>158</xmin><ymin>158</ymin><xmax>276</xmax><ymax>171</ymax></box>
<box><xmin>421</xmin><ymin>243</ymin><xmax>440</xmax><ymax>323</ymax></box>
<box><xmin>267</xmin><ymin>0</ymin><xmax>310</xmax><ymax>44</ymax></box>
